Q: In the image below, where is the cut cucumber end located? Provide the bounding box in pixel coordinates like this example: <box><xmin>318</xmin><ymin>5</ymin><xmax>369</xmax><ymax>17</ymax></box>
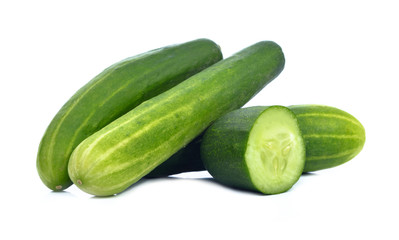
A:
<box><xmin>245</xmin><ymin>106</ymin><xmax>305</xmax><ymax>194</ymax></box>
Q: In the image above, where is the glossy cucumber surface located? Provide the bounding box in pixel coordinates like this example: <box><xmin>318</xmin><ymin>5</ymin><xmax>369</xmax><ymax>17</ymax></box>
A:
<box><xmin>68</xmin><ymin>41</ymin><xmax>285</xmax><ymax>196</ymax></box>
<box><xmin>289</xmin><ymin>105</ymin><xmax>365</xmax><ymax>172</ymax></box>
<box><xmin>148</xmin><ymin>105</ymin><xmax>366</xmax><ymax>176</ymax></box>
<box><xmin>37</xmin><ymin>39</ymin><xmax>222</xmax><ymax>191</ymax></box>
<box><xmin>201</xmin><ymin>106</ymin><xmax>305</xmax><ymax>194</ymax></box>
<box><xmin>145</xmin><ymin>134</ymin><xmax>204</xmax><ymax>178</ymax></box>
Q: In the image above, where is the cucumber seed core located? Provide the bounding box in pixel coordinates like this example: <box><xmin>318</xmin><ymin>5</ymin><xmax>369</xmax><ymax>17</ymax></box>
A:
<box><xmin>261</xmin><ymin>133</ymin><xmax>293</xmax><ymax>177</ymax></box>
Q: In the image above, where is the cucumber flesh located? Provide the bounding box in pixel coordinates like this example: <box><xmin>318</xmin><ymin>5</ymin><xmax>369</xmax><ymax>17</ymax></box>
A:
<box><xmin>201</xmin><ymin>106</ymin><xmax>305</xmax><ymax>195</ymax></box>
<box><xmin>245</xmin><ymin>107</ymin><xmax>305</xmax><ymax>194</ymax></box>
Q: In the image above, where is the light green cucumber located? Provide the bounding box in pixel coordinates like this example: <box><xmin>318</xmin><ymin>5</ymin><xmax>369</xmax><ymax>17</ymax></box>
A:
<box><xmin>37</xmin><ymin>39</ymin><xmax>222</xmax><ymax>191</ymax></box>
<box><xmin>201</xmin><ymin>106</ymin><xmax>306</xmax><ymax>194</ymax></box>
<box><xmin>68</xmin><ymin>41</ymin><xmax>285</xmax><ymax>196</ymax></box>
<box><xmin>289</xmin><ymin>104</ymin><xmax>366</xmax><ymax>172</ymax></box>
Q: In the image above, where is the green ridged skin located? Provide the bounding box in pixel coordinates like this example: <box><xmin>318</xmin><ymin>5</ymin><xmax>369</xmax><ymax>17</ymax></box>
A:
<box><xmin>201</xmin><ymin>107</ymin><xmax>267</xmax><ymax>192</ymax></box>
<box><xmin>37</xmin><ymin>39</ymin><xmax>223</xmax><ymax>191</ymax></box>
<box><xmin>68</xmin><ymin>41</ymin><xmax>285</xmax><ymax>196</ymax></box>
<box><xmin>289</xmin><ymin>105</ymin><xmax>366</xmax><ymax>172</ymax></box>
<box><xmin>201</xmin><ymin>106</ymin><xmax>306</xmax><ymax>194</ymax></box>
<box><xmin>147</xmin><ymin>105</ymin><xmax>366</xmax><ymax>177</ymax></box>
<box><xmin>145</xmin><ymin>134</ymin><xmax>204</xmax><ymax>178</ymax></box>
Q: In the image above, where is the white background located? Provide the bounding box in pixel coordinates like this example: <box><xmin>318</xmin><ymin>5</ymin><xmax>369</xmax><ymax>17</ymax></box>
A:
<box><xmin>1</xmin><ymin>0</ymin><xmax>398</xmax><ymax>239</ymax></box>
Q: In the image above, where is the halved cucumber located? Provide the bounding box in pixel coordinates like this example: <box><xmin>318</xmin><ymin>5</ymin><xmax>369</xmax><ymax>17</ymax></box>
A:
<box><xmin>149</xmin><ymin>104</ymin><xmax>365</xmax><ymax>177</ymax></box>
<box><xmin>201</xmin><ymin>106</ymin><xmax>305</xmax><ymax>194</ymax></box>
<box><xmin>289</xmin><ymin>104</ymin><xmax>366</xmax><ymax>172</ymax></box>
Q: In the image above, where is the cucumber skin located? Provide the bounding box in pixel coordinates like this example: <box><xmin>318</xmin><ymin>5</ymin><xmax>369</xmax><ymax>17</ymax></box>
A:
<box><xmin>37</xmin><ymin>39</ymin><xmax>222</xmax><ymax>191</ymax></box>
<box><xmin>145</xmin><ymin>134</ymin><xmax>204</xmax><ymax>178</ymax></box>
<box><xmin>201</xmin><ymin>106</ymin><xmax>278</xmax><ymax>193</ymax></box>
<box><xmin>68</xmin><ymin>41</ymin><xmax>285</xmax><ymax>196</ymax></box>
<box><xmin>289</xmin><ymin>105</ymin><xmax>366</xmax><ymax>172</ymax></box>
<box><xmin>148</xmin><ymin>105</ymin><xmax>366</xmax><ymax>176</ymax></box>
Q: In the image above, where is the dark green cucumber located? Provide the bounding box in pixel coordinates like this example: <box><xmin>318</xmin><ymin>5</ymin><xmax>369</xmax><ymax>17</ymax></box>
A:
<box><xmin>201</xmin><ymin>106</ymin><xmax>306</xmax><ymax>194</ymax></box>
<box><xmin>145</xmin><ymin>134</ymin><xmax>204</xmax><ymax>178</ymax></box>
<box><xmin>37</xmin><ymin>39</ymin><xmax>222</xmax><ymax>191</ymax></box>
<box><xmin>289</xmin><ymin>104</ymin><xmax>366</xmax><ymax>172</ymax></box>
<box><xmin>148</xmin><ymin>105</ymin><xmax>366</xmax><ymax>176</ymax></box>
<box><xmin>68</xmin><ymin>41</ymin><xmax>285</xmax><ymax>196</ymax></box>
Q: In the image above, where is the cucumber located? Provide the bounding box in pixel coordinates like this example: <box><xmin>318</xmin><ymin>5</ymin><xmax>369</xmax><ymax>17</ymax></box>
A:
<box><xmin>148</xmin><ymin>105</ymin><xmax>366</xmax><ymax>176</ymax></box>
<box><xmin>201</xmin><ymin>106</ymin><xmax>306</xmax><ymax>194</ymax></box>
<box><xmin>37</xmin><ymin>38</ymin><xmax>223</xmax><ymax>191</ymax></box>
<box><xmin>145</xmin><ymin>134</ymin><xmax>204</xmax><ymax>178</ymax></box>
<box><xmin>289</xmin><ymin>104</ymin><xmax>366</xmax><ymax>172</ymax></box>
<box><xmin>68</xmin><ymin>41</ymin><xmax>285</xmax><ymax>196</ymax></box>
